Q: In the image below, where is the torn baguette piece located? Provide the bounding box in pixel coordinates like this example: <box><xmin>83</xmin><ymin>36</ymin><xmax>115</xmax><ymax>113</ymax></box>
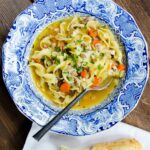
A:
<box><xmin>91</xmin><ymin>138</ymin><xmax>142</xmax><ymax>150</ymax></box>
<box><xmin>60</xmin><ymin>139</ymin><xmax>142</xmax><ymax>150</ymax></box>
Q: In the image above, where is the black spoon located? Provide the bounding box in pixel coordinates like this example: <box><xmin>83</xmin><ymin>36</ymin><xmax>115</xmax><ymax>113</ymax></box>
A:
<box><xmin>33</xmin><ymin>78</ymin><xmax>112</xmax><ymax>141</ymax></box>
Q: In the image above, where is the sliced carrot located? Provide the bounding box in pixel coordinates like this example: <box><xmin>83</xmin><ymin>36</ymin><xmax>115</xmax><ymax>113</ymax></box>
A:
<box><xmin>80</xmin><ymin>70</ymin><xmax>87</xmax><ymax>78</ymax></box>
<box><xmin>88</xmin><ymin>28</ymin><xmax>98</xmax><ymax>38</ymax></box>
<box><xmin>118</xmin><ymin>64</ymin><xmax>125</xmax><ymax>71</ymax></box>
<box><xmin>91</xmin><ymin>76</ymin><xmax>102</xmax><ymax>87</ymax></box>
<box><xmin>60</xmin><ymin>82</ymin><xmax>70</xmax><ymax>93</ymax></box>
<box><xmin>92</xmin><ymin>38</ymin><xmax>101</xmax><ymax>47</ymax></box>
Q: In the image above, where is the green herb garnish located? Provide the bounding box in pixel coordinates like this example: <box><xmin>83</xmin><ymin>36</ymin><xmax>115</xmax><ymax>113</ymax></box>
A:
<box><xmin>84</xmin><ymin>24</ymin><xmax>87</xmax><ymax>29</ymax></box>
<box><xmin>47</xmin><ymin>61</ymin><xmax>51</xmax><ymax>66</ymax></box>
<box><xmin>83</xmin><ymin>47</ymin><xmax>87</xmax><ymax>52</ymax></box>
<box><xmin>97</xmin><ymin>64</ymin><xmax>102</xmax><ymax>70</ymax></box>
<box><xmin>76</xmin><ymin>67</ymin><xmax>83</xmax><ymax>73</ymax></box>
<box><xmin>52</xmin><ymin>56</ymin><xmax>60</xmax><ymax>64</ymax></box>
<box><xmin>82</xmin><ymin>62</ymin><xmax>88</xmax><ymax>66</ymax></box>
<box><xmin>71</xmin><ymin>54</ymin><xmax>78</xmax><ymax>63</ymax></box>
<box><xmin>68</xmin><ymin>77</ymin><xmax>73</xmax><ymax>81</ymax></box>
<box><xmin>41</xmin><ymin>56</ymin><xmax>52</xmax><ymax>67</ymax></box>
<box><xmin>100</xmin><ymin>53</ymin><xmax>105</xmax><ymax>58</ymax></box>
<box><xmin>56</xmin><ymin>58</ymin><xmax>60</xmax><ymax>64</ymax></box>
<box><xmin>55</xmin><ymin>47</ymin><xmax>61</xmax><ymax>52</ymax></box>
<box><xmin>76</xmin><ymin>40</ymin><xmax>82</xmax><ymax>43</ymax></box>
<box><xmin>63</xmin><ymin>71</ymin><xmax>68</xmax><ymax>74</ymax></box>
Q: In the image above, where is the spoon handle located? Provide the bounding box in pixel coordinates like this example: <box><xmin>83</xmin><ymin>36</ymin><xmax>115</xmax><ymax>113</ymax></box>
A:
<box><xmin>33</xmin><ymin>89</ymin><xmax>88</xmax><ymax>141</ymax></box>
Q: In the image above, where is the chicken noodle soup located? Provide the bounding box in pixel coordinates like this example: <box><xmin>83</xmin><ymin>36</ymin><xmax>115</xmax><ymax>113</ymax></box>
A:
<box><xmin>29</xmin><ymin>15</ymin><xmax>125</xmax><ymax>109</ymax></box>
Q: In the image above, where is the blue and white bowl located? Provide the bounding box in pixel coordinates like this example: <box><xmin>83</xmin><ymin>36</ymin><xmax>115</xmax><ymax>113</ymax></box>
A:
<box><xmin>2</xmin><ymin>0</ymin><xmax>149</xmax><ymax>136</ymax></box>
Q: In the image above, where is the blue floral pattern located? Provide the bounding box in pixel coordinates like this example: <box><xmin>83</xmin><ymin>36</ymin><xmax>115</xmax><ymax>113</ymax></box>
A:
<box><xmin>2</xmin><ymin>0</ymin><xmax>149</xmax><ymax>136</ymax></box>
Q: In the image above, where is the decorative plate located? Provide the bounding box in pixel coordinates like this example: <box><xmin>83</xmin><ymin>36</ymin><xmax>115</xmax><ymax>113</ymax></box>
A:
<box><xmin>2</xmin><ymin>0</ymin><xmax>149</xmax><ymax>136</ymax></box>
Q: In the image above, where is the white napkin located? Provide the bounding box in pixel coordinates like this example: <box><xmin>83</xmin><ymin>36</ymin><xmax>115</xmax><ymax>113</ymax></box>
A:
<box><xmin>23</xmin><ymin>122</ymin><xmax>150</xmax><ymax>150</ymax></box>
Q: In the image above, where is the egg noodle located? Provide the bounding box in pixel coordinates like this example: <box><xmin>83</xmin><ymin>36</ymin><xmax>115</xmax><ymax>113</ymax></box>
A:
<box><xmin>29</xmin><ymin>15</ymin><xmax>125</xmax><ymax>105</ymax></box>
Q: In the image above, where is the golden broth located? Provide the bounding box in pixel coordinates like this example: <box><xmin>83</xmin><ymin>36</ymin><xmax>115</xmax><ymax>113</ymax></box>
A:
<box><xmin>30</xmin><ymin>16</ymin><xmax>124</xmax><ymax>110</ymax></box>
<box><xmin>31</xmin><ymin>68</ymin><xmax>119</xmax><ymax>110</ymax></box>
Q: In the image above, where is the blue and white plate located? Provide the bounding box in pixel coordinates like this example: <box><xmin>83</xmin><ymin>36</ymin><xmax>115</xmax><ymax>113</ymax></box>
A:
<box><xmin>2</xmin><ymin>0</ymin><xmax>149</xmax><ymax>136</ymax></box>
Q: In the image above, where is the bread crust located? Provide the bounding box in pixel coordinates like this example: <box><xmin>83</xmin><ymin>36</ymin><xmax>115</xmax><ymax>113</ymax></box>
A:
<box><xmin>91</xmin><ymin>138</ymin><xmax>142</xmax><ymax>150</ymax></box>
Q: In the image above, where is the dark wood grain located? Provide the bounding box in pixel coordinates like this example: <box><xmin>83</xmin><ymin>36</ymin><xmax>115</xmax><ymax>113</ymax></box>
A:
<box><xmin>114</xmin><ymin>0</ymin><xmax>150</xmax><ymax>131</ymax></box>
<box><xmin>0</xmin><ymin>1</ymin><xmax>32</xmax><ymax>150</ymax></box>
<box><xmin>0</xmin><ymin>0</ymin><xmax>150</xmax><ymax>150</ymax></box>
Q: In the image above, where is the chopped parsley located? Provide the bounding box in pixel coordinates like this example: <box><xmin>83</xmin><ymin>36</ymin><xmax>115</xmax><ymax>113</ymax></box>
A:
<box><xmin>55</xmin><ymin>58</ymin><xmax>60</xmax><ymax>64</ymax></box>
<box><xmin>76</xmin><ymin>66</ymin><xmax>83</xmax><ymax>73</ymax></box>
<box><xmin>84</xmin><ymin>24</ymin><xmax>87</xmax><ymax>29</ymax></box>
<box><xmin>97</xmin><ymin>64</ymin><xmax>102</xmax><ymax>70</ymax></box>
<box><xmin>76</xmin><ymin>40</ymin><xmax>82</xmax><ymax>43</ymax></box>
<box><xmin>82</xmin><ymin>62</ymin><xmax>88</xmax><ymax>66</ymax></box>
<box><xmin>71</xmin><ymin>54</ymin><xmax>78</xmax><ymax>63</ymax></box>
<box><xmin>55</xmin><ymin>47</ymin><xmax>61</xmax><ymax>52</ymax></box>
<box><xmin>52</xmin><ymin>56</ymin><xmax>60</xmax><ymax>64</ymax></box>
<box><xmin>41</xmin><ymin>55</ymin><xmax>49</xmax><ymax>62</ymax></box>
<box><xmin>76</xmin><ymin>46</ymin><xmax>83</xmax><ymax>55</ymax></box>
<box><xmin>100</xmin><ymin>53</ymin><xmax>105</xmax><ymax>58</ymax></box>
<box><xmin>83</xmin><ymin>47</ymin><xmax>87</xmax><ymax>52</ymax></box>
<box><xmin>40</xmin><ymin>56</ymin><xmax>52</xmax><ymax>67</ymax></box>
<box><xmin>63</xmin><ymin>71</ymin><xmax>68</xmax><ymax>74</ymax></box>
<box><xmin>68</xmin><ymin>77</ymin><xmax>73</xmax><ymax>81</ymax></box>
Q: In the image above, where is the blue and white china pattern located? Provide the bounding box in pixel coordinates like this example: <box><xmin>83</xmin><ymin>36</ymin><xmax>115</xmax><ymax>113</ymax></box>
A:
<box><xmin>2</xmin><ymin>0</ymin><xmax>149</xmax><ymax>135</ymax></box>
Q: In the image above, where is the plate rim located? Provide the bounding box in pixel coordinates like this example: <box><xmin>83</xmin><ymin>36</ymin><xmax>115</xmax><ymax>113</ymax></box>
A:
<box><xmin>2</xmin><ymin>0</ymin><xmax>149</xmax><ymax>136</ymax></box>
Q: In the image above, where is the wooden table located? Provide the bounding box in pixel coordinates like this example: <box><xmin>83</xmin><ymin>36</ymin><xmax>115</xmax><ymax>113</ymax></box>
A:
<box><xmin>0</xmin><ymin>0</ymin><xmax>149</xmax><ymax>149</ymax></box>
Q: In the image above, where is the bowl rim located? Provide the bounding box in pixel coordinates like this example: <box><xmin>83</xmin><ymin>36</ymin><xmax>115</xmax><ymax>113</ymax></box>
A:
<box><xmin>2</xmin><ymin>0</ymin><xmax>149</xmax><ymax>136</ymax></box>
